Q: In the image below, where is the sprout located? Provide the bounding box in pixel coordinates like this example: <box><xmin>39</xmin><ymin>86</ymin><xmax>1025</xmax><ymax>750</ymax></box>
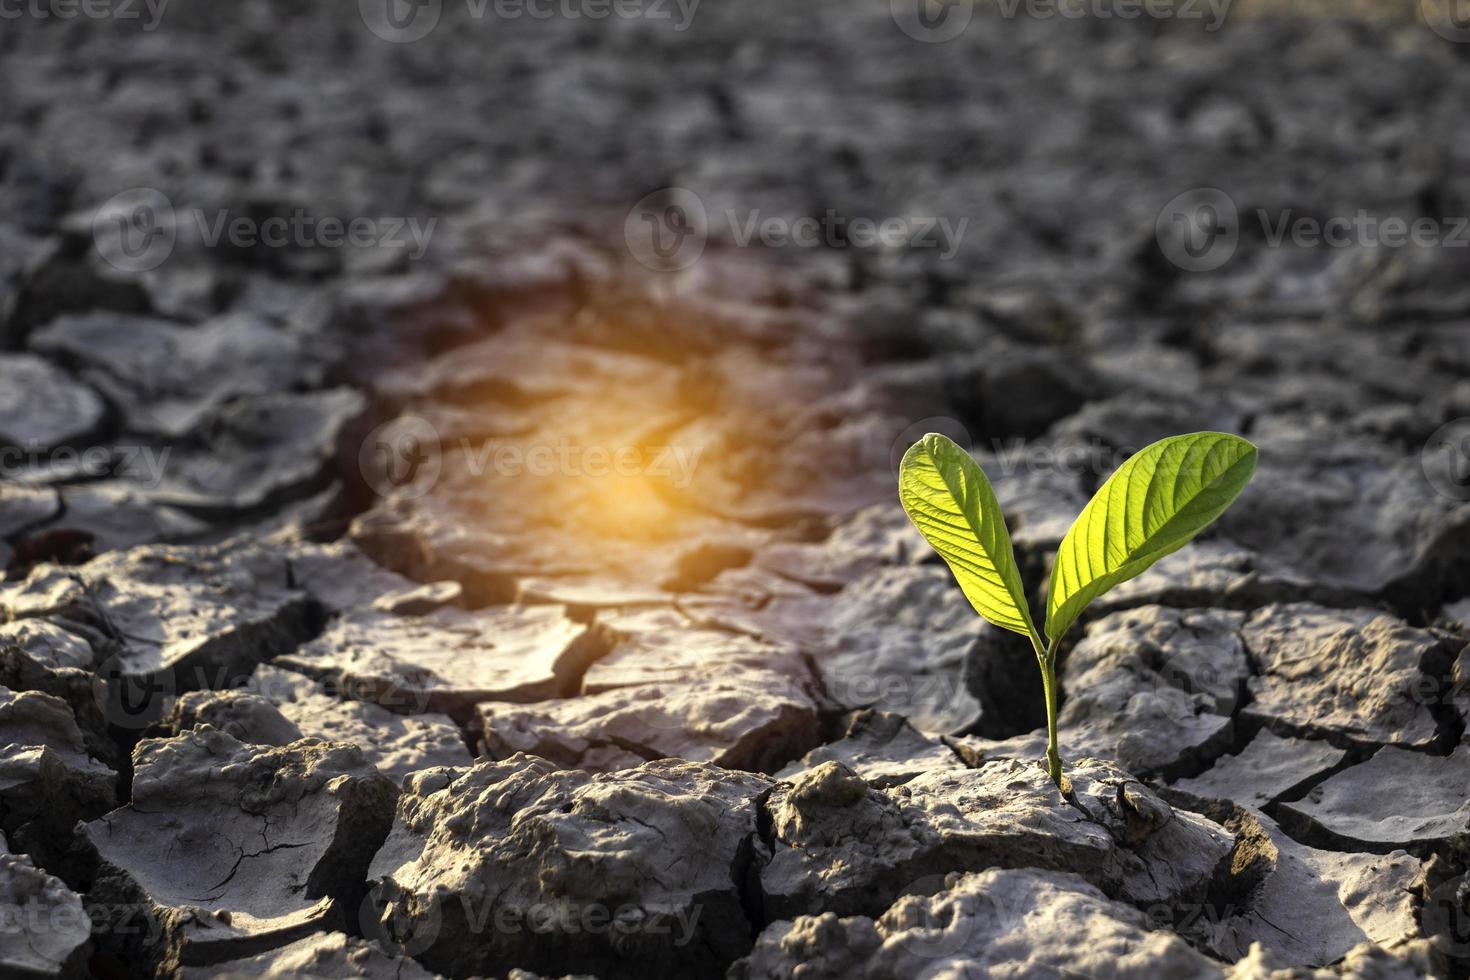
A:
<box><xmin>898</xmin><ymin>431</ymin><xmax>1257</xmax><ymax>787</ymax></box>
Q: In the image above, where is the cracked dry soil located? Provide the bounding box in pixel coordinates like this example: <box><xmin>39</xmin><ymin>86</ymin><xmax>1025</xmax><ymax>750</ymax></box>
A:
<box><xmin>2</xmin><ymin>2</ymin><xmax>1470</xmax><ymax>978</ymax></box>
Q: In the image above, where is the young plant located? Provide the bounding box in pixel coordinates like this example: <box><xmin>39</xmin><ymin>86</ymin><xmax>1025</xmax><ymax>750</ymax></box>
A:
<box><xmin>898</xmin><ymin>430</ymin><xmax>1257</xmax><ymax>788</ymax></box>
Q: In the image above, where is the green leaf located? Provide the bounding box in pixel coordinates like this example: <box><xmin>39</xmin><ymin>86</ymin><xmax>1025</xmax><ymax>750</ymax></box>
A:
<box><xmin>1045</xmin><ymin>431</ymin><xmax>1257</xmax><ymax>643</ymax></box>
<box><xmin>898</xmin><ymin>433</ymin><xmax>1037</xmax><ymax>640</ymax></box>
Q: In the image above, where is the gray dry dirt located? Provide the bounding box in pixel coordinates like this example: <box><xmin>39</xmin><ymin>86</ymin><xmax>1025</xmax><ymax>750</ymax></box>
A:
<box><xmin>1</xmin><ymin>2</ymin><xmax>1469</xmax><ymax>979</ymax></box>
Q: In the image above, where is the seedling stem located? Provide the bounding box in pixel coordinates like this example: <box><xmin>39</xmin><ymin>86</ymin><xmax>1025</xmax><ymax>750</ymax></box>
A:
<box><xmin>1029</xmin><ymin>631</ymin><xmax>1063</xmax><ymax>788</ymax></box>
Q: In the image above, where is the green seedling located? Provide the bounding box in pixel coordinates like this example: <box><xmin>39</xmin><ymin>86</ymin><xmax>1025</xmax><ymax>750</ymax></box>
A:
<box><xmin>898</xmin><ymin>430</ymin><xmax>1257</xmax><ymax>788</ymax></box>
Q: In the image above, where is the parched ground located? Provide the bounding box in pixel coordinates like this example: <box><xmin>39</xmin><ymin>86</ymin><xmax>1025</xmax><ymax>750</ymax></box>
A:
<box><xmin>2</xmin><ymin>1</ymin><xmax>1470</xmax><ymax>978</ymax></box>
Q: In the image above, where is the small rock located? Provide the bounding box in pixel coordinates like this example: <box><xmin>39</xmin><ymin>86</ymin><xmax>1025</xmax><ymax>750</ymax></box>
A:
<box><xmin>514</xmin><ymin>576</ymin><xmax>671</xmax><ymax>613</ymax></box>
<box><xmin>1203</xmin><ymin>808</ymin><xmax>1424</xmax><ymax>967</ymax></box>
<box><xmin>1091</xmin><ymin>538</ymin><xmax>1352</xmax><ymax>615</ymax></box>
<box><xmin>0</xmin><ymin>617</ymin><xmax>95</xmax><ymax>677</ymax></box>
<box><xmin>0</xmin><ymin>836</ymin><xmax>91</xmax><ymax>979</ymax></box>
<box><xmin>162</xmin><ymin>689</ymin><xmax>304</xmax><ymax>746</ymax></box>
<box><xmin>1217</xmin><ymin>431</ymin><xmax>1470</xmax><ymax>603</ymax></box>
<box><xmin>0</xmin><ymin>685</ymin><xmax>115</xmax><ymax>864</ymax></box>
<box><xmin>1060</xmin><ymin>606</ymin><xmax>1249</xmax><ymax>776</ymax></box>
<box><xmin>584</xmin><ymin>607</ymin><xmax>807</xmax><ymax>693</ymax></box>
<box><xmin>378</xmin><ymin>329</ymin><xmax>677</xmax><ymax>407</ymax></box>
<box><xmin>372</xmin><ymin>580</ymin><xmax>462</xmax><ymax>616</ymax></box>
<box><xmin>82</xmin><ymin>730</ymin><xmax>398</xmax><ymax>972</ymax></box>
<box><xmin>1172</xmin><ymin>730</ymin><xmax>1347</xmax><ymax>807</ymax></box>
<box><xmin>367</xmin><ymin>755</ymin><xmax>770</xmax><ymax>978</ymax></box>
<box><xmin>731</xmin><ymin>912</ymin><xmax>880</xmax><ymax>980</ymax></box>
<box><xmin>1278</xmin><ymin>745</ymin><xmax>1470</xmax><ymax>850</ymax></box>
<box><xmin>179</xmin><ymin>930</ymin><xmax>441</xmax><ymax>980</ymax></box>
<box><xmin>752</xmin><ymin>504</ymin><xmax>919</xmax><ymax>591</ymax></box>
<box><xmin>31</xmin><ymin>311</ymin><xmax>328</xmax><ymax>438</ymax></box>
<box><xmin>249</xmin><ymin>664</ymin><xmax>469</xmax><ymax>783</ymax></box>
<box><xmin>2</xmin><ymin>541</ymin><xmax>315</xmax><ymax>726</ymax></box>
<box><xmin>0</xmin><ymin>483</ymin><xmax>61</xmax><ymax>542</ymax></box>
<box><xmin>1242</xmin><ymin>604</ymin><xmax>1447</xmax><ymax>749</ymax></box>
<box><xmin>0</xmin><ymin>353</ymin><xmax>104</xmax><ymax>448</ymax></box>
<box><xmin>734</xmin><ymin>868</ymin><xmax>1223</xmax><ymax>980</ymax></box>
<box><xmin>775</xmin><ymin>710</ymin><xmax>964</xmax><ymax>788</ymax></box>
<box><xmin>693</xmin><ymin>565</ymin><xmax>986</xmax><ymax>733</ymax></box>
<box><xmin>0</xmin><ymin>614</ymin><xmax>107</xmax><ymax>762</ymax></box>
<box><xmin>163</xmin><ymin>668</ymin><xmax>472</xmax><ymax>787</ymax></box>
<box><xmin>46</xmin><ymin>482</ymin><xmax>209</xmax><ymax>555</ymax></box>
<box><xmin>759</xmin><ymin>757</ymin><xmax>1232</xmax><ymax>921</ymax></box>
<box><xmin>120</xmin><ymin>388</ymin><xmax>364</xmax><ymax>512</ymax></box>
<box><xmin>479</xmin><ymin>669</ymin><xmax>820</xmax><ymax>773</ymax></box>
<box><xmin>1224</xmin><ymin>939</ymin><xmax>1441</xmax><ymax>979</ymax></box>
<box><xmin>276</xmin><ymin>603</ymin><xmax>599</xmax><ymax>716</ymax></box>
<box><xmin>281</xmin><ymin>540</ymin><xmax>442</xmax><ymax>615</ymax></box>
